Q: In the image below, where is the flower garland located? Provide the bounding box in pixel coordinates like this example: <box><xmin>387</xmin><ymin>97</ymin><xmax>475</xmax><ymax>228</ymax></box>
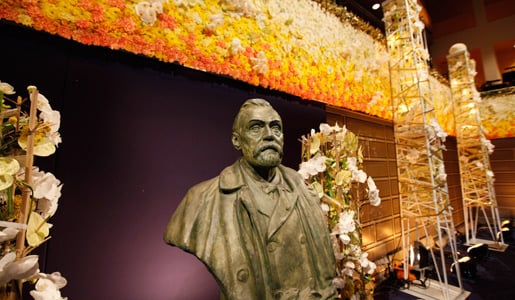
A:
<box><xmin>0</xmin><ymin>0</ymin><xmax>511</xmax><ymax>138</ymax></box>
<box><xmin>299</xmin><ymin>123</ymin><xmax>381</xmax><ymax>300</ymax></box>
<box><xmin>0</xmin><ymin>0</ymin><xmax>392</xmax><ymax>120</ymax></box>
<box><xmin>479</xmin><ymin>88</ymin><xmax>515</xmax><ymax>139</ymax></box>
<box><xmin>0</xmin><ymin>81</ymin><xmax>66</xmax><ymax>299</ymax></box>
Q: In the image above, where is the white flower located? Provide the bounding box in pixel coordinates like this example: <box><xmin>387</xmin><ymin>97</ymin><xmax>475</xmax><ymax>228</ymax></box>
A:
<box><xmin>30</xmin><ymin>277</ymin><xmax>66</xmax><ymax>300</ymax></box>
<box><xmin>38</xmin><ymin>272</ymin><xmax>67</xmax><ymax>290</ymax></box>
<box><xmin>435</xmin><ymin>164</ymin><xmax>447</xmax><ymax>184</ymax></box>
<box><xmin>333</xmin><ymin>277</ymin><xmax>345</xmax><ymax>289</ymax></box>
<box><xmin>135</xmin><ymin>1</ymin><xmax>164</xmax><ymax>25</ymax></box>
<box><xmin>32</xmin><ymin>169</ymin><xmax>62</xmax><ymax>202</ymax></box>
<box><xmin>0</xmin><ymin>81</ymin><xmax>15</xmax><ymax>95</ymax></box>
<box><xmin>359</xmin><ymin>252</ymin><xmax>376</xmax><ymax>274</ymax></box>
<box><xmin>18</xmin><ymin>93</ymin><xmax>62</xmax><ymax>156</ymax></box>
<box><xmin>481</xmin><ymin>137</ymin><xmax>495</xmax><ymax>154</ymax></box>
<box><xmin>230</xmin><ymin>38</ymin><xmax>244</xmax><ymax>55</ymax></box>
<box><xmin>429</xmin><ymin>118</ymin><xmax>447</xmax><ymax>142</ymax></box>
<box><xmin>0</xmin><ymin>252</ymin><xmax>39</xmax><ymax>285</ymax></box>
<box><xmin>250</xmin><ymin>51</ymin><xmax>269</xmax><ymax>74</ymax></box>
<box><xmin>40</xmin><ymin>110</ymin><xmax>61</xmax><ymax>134</ymax></box>
<box><xmin>0</xmin><ymin>227</ymin><xmax>19</xmax><ymax>243</ymax></box>
<box><xmin>319</xmin><ymin>123</ymin><xmax>333</xmax><ymax>136</ymax></box>
<box><xmin>352</xmin><ymin>169</ymin><xmax>367</xmax><ymax>183</ymax></box>
<box><xmin>334</xmin><ymin>210</ymin><xmax>355</xmax><ymax>235</ymax></box>
<box><xmin>339</xmin><ymin>234</ymin><xmax>351</xmax><ymax>244</ymax></box>
<box><xmin>486</xmin><ymin>170</ymin><xmax>495</xmax><ymax>181</ymax></box>
<box><xmin>19</xmin><ymin>167</ymin><xmax>63</xmax><ymax>218</ymax></box>
<box><xmin>298</xmin><ymin>155</ymin><xmax>326</xmax><ymax>179</ymax></box>
<box><xmin>367</xmin><ymin>176</ymin><xmax>381</xmax><ymax>206</ymax></box>
<box><xmin>206</xmin><ymin>14</ymin><xmax>224</xmax><ymax>32</ymax></box>
<box><xmin>319</xmin><ymin>123</ymin><xmax>343</xmax><ymax>136</ymax></box>
<box><xmin>359</xmin><ymin>252</ymin><xmax>370</xmax><ymax>268</ymax></box>
<box><xmin>346</xmin><ymin>157</ymin><xmax>357</xmax><ymax>171</ymax></box>
<box><xmin>406</xmin><ymin>148</ymin><xmax>420</xmax><ymax>164</ymax></box>
<box><xmin>36</xmin><ymin>94</ymin><xmax>53</xmax><ymax>114</ymax></box>
<box><xmin>366</xmin><ymin>260</ymin><xmax>377</xmax><ymax>274</ymax></box>
<box><xmin>342</xmin><ymin>261</ymin><xmax>355</xmax><ymax>277</ymax></box>
<box><xmin>320</xmin><ymin>203</ymin><xmax>330</xmax><ymax>213</ymax></box>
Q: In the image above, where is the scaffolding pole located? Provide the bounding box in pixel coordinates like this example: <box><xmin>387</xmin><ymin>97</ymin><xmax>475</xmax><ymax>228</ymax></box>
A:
<box><xmin>447</xmin><ymin>43</ymin><xmax>507</xmax><ymax>252</ymax></box>
<box><xmin>383</xmin><ymin>1</ymin><xmax>467</xmax><ymax>299</ymax></box>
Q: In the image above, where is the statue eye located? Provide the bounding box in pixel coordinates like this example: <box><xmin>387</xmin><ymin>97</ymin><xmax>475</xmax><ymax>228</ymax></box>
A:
<box><xmin>271</xmin><ymin>125</ymin><xmax>281</xmax><ymax>135</ymax></box>
<box><xmin>249</xmin><ymin>124</ymin><xmax>262</xmax><ymax>133</ymax></box>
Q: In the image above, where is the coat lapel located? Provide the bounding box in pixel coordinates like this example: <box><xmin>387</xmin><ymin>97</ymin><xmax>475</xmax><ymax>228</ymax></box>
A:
<box><xmin>267</xmin><ymin>187</ymin><xmax>298</xmax><ymax>240</ymax></box>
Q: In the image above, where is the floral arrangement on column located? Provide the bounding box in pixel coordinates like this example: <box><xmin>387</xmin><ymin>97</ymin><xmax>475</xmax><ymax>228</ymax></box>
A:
<box><xmin>299</xmin><ymin>123</ymin><xmax>381</xmax><ymax>300</ymax></box>
<box><xmin>0</xmin><ymin>81</ymin><xmax>66</xmax><ymax>299</ymax></box>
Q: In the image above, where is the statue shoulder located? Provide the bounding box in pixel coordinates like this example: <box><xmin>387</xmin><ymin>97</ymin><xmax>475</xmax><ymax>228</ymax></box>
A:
<box><xmin>163</xmin><ymin>176</ymin><xmax>220</xmax><ymax>248</ymax></box>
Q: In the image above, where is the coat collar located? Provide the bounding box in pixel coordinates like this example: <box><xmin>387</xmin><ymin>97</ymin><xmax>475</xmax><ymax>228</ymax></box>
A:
<box><xmin>219</xmin><ymin>158</ymin><xmax>247</xmax><ymax>192</ymax></box>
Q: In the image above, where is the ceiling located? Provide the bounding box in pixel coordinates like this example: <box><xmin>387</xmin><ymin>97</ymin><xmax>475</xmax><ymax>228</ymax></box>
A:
<box><xmin>337</xmin><ymin>0</ymin><xmax>515</xmax><ymax>86</ymax></box>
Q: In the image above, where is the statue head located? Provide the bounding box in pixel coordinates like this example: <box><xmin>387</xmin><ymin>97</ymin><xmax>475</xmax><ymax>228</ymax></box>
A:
<box><xmin>231</xmin><ymin>99</ymin><xmax>284</xmax><ymax>170</ymax></box>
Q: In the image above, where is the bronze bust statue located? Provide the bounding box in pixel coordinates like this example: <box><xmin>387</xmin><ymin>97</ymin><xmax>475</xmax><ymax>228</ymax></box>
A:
<box><xmin>164</xmin><ymin>98</ymin><xmax>338</xmax><ymax>300</ymax></box>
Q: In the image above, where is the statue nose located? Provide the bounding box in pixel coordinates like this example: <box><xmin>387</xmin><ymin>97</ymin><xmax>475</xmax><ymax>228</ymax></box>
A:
<box><xmin>263</xmin><ymin>126</ymin><xmax>274</xmax><ymax>137</ymax></box>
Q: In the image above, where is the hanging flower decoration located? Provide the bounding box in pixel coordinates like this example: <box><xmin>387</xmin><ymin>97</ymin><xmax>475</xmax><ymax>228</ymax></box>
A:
<box><xmin>299</xmin><ymin>123</ymin><xmax>381</xmax><ymax>300</ymax></box>
<box><xmin>0</xmin><ymin>0</ymin><xmax>511</xmax><ymax>137</ymax></box>
<box><xmin>0</xmin><ymin>0</ymin><xmax>392</xmax><ymax>120</ymax></box>
<box><xmin>0</xmin><ymin>81</ymin><xmax>66</xmax><ymax>299</ymax></box>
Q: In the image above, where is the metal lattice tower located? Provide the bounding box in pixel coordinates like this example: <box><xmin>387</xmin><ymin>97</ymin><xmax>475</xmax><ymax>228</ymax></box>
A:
<box><xmin>383</xmin><ymin>0</ymin><xmax>466</xmax><ymax>299</ymax></box>
<box><xmin>447</xmin><ymin>44</ymin><xmax>507</xmax><ymax>251</ymax></box>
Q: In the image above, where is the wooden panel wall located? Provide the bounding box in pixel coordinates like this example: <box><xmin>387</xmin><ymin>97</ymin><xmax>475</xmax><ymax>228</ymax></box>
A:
<box><xmin>491</xmin><ymin>138</ymin><xmax>515</xmax><ymax>220</ymax></box>
<box><xmin>442</xmin><ymin>137</ymin><xmax>465</xmax><ymax>227</ymax></box>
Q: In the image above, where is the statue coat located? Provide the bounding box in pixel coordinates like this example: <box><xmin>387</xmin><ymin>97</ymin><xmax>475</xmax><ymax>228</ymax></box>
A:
<box><xmin>164</xmin><ymin>159</ymin><xmax>338</xmax><ymax>300</ymax></box>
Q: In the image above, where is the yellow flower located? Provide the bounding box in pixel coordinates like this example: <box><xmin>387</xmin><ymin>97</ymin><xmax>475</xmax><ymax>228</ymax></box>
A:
<box><xmin>0</xmin><ymin>157</ymin><xmax>20</xmax><ymax>191</ymax></box>
<box><xmin>26</xmin><ymin>211</ymin><xmax>50</xmax><ymax>247</ymax></box>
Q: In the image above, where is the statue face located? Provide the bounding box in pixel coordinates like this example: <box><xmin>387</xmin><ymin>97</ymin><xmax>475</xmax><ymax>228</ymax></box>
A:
<box><xmin>233</xmin><ymin>106</ymin><xmax>284</xmax><ymax>168</ymax></box>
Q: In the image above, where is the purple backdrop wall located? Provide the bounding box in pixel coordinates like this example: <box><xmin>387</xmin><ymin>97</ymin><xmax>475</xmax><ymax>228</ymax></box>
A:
<box><xmin>0</xmin><ymin>22</ymin><xmax>327</xmax><ymax>299</ymax></box>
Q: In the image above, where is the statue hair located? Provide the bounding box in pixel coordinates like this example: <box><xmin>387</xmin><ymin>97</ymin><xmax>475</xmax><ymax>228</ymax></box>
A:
<box><xmin>232</xmin><ymin>98</ymin><xmax>273</xmax><ymax>133</ymax></box>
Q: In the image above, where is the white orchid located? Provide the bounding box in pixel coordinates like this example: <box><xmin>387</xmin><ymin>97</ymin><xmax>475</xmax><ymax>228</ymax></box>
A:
<box><xmin>366</xmin><ymin>176</ymin><xmax>381</xmax><ymax>206</ymax></box>
<box><xmin>0</xmin><ymin>81</ymin><xmax>16</xmax><ymax>95</ymax></box>
<box><xmin>352</xmin><ymin>169</ymin><xmax>367</xmax><ymax>184</ymax></box>
<box><xmin>0</xmin><ymin>227</ymin><xmax>19</xmax><ymax>243</ymax></box>
<box><xmin>298</xmin><ymin>155</ymin><xmax>327</xmax><ymax>179</ymax></box>
<box><xmin>30</xmin><ymin>274</ymin><xmax>68</xmax><ymax>300</ymax></box>
<box><xmin>342</xmin><ymin>261</ymin><xmax>355</xmax><ymax>277</ymax></box>
<box><xmin>0</xmin><ymin>252</ymin><xmax>39</xmax><ymax>285</ymax></box>
<box><xmin>17</xmin><ymin>93</ymin><xmax>62</xmax><ymax>157</ymax></box>
<box><xmin>319</xmin><ymin>123</ymin><xmax>343</xmax><ymax>136</ymax></box>
<box><xmin>334</xmin><ymin>210</ymin><xmax>355</xmax><ymax>235</ymax></box>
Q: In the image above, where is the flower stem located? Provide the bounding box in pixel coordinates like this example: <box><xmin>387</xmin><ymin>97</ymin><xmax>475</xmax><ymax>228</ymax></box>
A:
<box><xmin>15</xmin><ymin>86</ymin><xmax>38</xmax><ymax>259</ymax></box>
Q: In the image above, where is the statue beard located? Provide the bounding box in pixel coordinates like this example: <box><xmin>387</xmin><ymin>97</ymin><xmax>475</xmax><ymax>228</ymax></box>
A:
<box><xmin>253</xmin><ymin>144</ymin><xmax>283</xmax><ymax>167</ymax></box>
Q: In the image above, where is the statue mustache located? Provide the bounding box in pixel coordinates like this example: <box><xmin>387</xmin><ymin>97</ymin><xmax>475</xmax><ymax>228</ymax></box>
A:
<box><xmin>254</xmin><ymin>143</ymin><xmax>283</xmax><ymax>156</ymax></box>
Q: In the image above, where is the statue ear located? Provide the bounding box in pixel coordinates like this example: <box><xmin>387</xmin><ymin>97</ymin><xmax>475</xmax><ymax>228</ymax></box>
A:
<box><xmin>232</xmin><ymin>133</ymin><xmax>241</xmax><ymax>150</ymax></box>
